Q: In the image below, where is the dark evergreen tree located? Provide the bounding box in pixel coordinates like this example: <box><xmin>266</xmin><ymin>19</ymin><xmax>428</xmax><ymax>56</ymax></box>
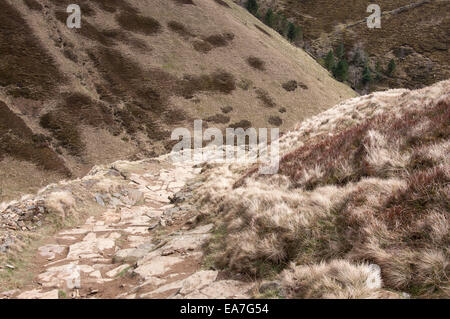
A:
<box><xmin>287</xmin><ymin>22</ymin><xmax>299</xmax><ymax>42</ymax></box>
<box><xmin>264</xmin><ymin>8</ymin><xmax>274</xmax><ymax>27</ymax></box>
<box><xmin>333</xmin><ymin>59</ymin><xmax>349</xmax><ymax>82</ymax></box>
<box><xmin>387</xmin><ymin>59</ymin><xmax>396</xmax><ymax>76</ymax></box>
<box><xmin>375</xmin><ymin>61</ymin><xmax>383</xmax><ymax>81</ymax></box>
<box><xmin>335</xmin><ymin>42</ymin><xmax>345</xmax><ymax>59</ymax></box>
<box><xmin>278</xmin><ymin>15</ymin><xmax>288</xmax><ymax>36</ymax></box>
<box><xmin>246</xmin><ymin>0</ymin><xmax>258</xmax><ymax>16</ymax></box>
<box><xmin>324</xmin><ymin>50</ymin><xmax>335</xmax><ymax>71</ymax></box>
<box><xmin>272</xmin><ymin>12</ymin><xmax>280</xmax><ymax>31</ymax></box>
<box><xmin>362</xmin><ymin>65</ymin><xmax>372</xmax><ymax>84</ymax></box>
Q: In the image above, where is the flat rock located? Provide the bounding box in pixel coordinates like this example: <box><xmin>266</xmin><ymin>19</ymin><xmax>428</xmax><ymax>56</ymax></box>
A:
<box><xmin>17</xmin><ymin>289</ymin><xmax>59</xmax><ymax>299</ymax></box>
<box><xmin>38</xmin><ymin>244</ymin><xmax>66</xmax><ymax>260</ymax></box>
<box><xmin>134</xmin><ymin>255</ymin><xmax>184</xmax><ymax>279</ymax></box>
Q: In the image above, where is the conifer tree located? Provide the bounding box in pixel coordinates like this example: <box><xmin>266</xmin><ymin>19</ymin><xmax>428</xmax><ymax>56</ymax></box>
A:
<box><xmin>246</xmin><ymin>0</ymin><xmax>258</xmax><ymax>16</ymax></box>
<box><xmin>387</xmin><ymin>59</ymin><xmax>396</xmax><ymax>76</ymax></box>
<box><xmin>335</xmin><ymin>42</ymin><xmax>345</xmax><ymax>59</ymax></box>
<box><xmin>362</xmin><ymin>65</ymin><xmax>372</xmax><ymax>84</ymax></box>
<box><xmin>264</xmin><ymin>8</ymin><xmax>274</xmax><ymax>27</ymax></box>
<box><xmin>287</xmin><ymin>22</ymin><xmax>298</xmax><ymax>42</ymax></box>
<box><xmin>333</xmin><ymin>59</ymin><xmax>349</xmax><ymax>82</ymax></box>
<box><xmin>324</xmin><ymin>50</ymin><xmax>335</xmax><ymax>71</ymax></box>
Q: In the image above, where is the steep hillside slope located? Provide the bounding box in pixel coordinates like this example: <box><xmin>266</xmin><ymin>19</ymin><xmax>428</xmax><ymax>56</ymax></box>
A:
<box><xmin>240</xmin><ymin>0</ymin><xmax>449</xmax><ymax>93</ymax></box>
<box><xmin>0</xmin><ymin>80</ymin><xmax>447</xmax><ymax>299</ymax></box>
<box><xmin>0</xmin><ymin>0</ymin><xmax>355</xmax><ymax>202</ymax></box>
<box><xmin>195</xmin><ymin>80</ymin><xmax>450</xmax><ymax>298</ymax></box>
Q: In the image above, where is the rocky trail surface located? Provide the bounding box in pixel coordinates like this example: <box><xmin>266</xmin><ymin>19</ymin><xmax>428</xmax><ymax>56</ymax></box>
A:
<box><xmin>0</xmin><ymin>157</ymin><xmax>253</xmax><ymax>299</ymax></box>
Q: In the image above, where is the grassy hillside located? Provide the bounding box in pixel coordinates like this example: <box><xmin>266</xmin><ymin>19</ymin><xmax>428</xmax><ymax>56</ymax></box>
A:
<box><xmin>194</xmin><ymin>80</ymin><xmax>449</xmax><ymax>298</ymax></box>
<box><xmin>0</xmin><ymin>0</ymin><xmax>355</xmax><ymax>201</ymax></box>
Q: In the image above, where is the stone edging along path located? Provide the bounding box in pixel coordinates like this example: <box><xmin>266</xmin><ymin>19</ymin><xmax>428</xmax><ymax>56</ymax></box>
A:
<box><xmin>0</xmin><ymin>157</ymin><xmax>253</xmax><ymax>299</ymax></box>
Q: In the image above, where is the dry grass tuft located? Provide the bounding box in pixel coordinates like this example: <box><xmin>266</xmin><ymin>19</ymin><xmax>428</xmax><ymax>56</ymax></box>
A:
<box><xmin>281</xmin><ymin>260</ymin><xmax>402</xmax><ymax>298</ymax></box>
<box><xmin>195</xmin><ymin>82</ymin><xmax>450</xmax><ymax>298</ymax></box>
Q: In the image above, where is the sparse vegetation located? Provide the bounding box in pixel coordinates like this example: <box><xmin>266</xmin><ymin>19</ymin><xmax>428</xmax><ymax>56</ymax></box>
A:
<box><xmin>255</xmin><ymin>88</ymin><xmax>276</xmax><ymax>108</ymax></box>
<box><xmin>324</xmin><ymin>51</ymin><xmax>336</xmax><ymax>72</ymax></box>
<box><xmin>362</xmin><ymin>65</ymin><xmax>372</xmax><ymax>85</ymax></box>
<box><xmin>196</xmin><ymin>82</ymin><xmax>450</xmax><ymax>298</ymax></box>
<box><xmin>221</xmin><ymin>106</ymin><xmax>233</xmax><ymax>114</ymax></box>
<box><xmin>214</xmin><ymin>0</ymin><xmax>231</xmax><ymax>9</ymax></box>
<box><xmin>229</xmin><ymin>120</ymin><xmax>252</xmax><ymax>130</ymax></box>
<box><xmin>333</xmin><ymin>59</ymin><xmax>349</xmax><ymax>82</ymax></box>
<box><xmin>282</xmin><ymin>80</ymin><xmax>298</xmax><ymax>92</ymax></box>
<box><xmin>247</xmin><ymin>56</ymin><xmax>266</xmax><ymax>71</ymax></box>
<box><xmin>172</xmin><ymin>0</ymin><xmax>195</xmax><ymax>5</ymax></box>
<box><xmin>246</xmin><ymin>0</ymin><xmax>302</xmax><ymax>44</ymax></box>
<box><xmin>246</xmin><ymin>0</ymin><xmax>259</xmax><ymax>16</ymax></box>
<box><xmin>0</xmin><ymin>2</ymin><xmax>64</xmax><ymax>99</ymax></box>
<box><xmin>204</xmin><ymin>114</ymin><xmax>231</xmax><ymax>124</ymax></box>
<box><xmin>268</xmin><ymin>116</ymin><xmax>283</xmax><ymax>126</ymax></box>
<box><xmin>387</xmin><ymin>59</ymin><xmax>397</xmax><ymax>76</ymax></box>
<box><xmin>23</xmin><ymin>0</ymin><xmax>42</xmax><ymax>11</ymax></box>
<box><xmin>0</xmin><ymin>102</ymin><xmax>69</xmax><ymax>175</ymax></box>
<box><xmin>116</xmin><ymin>12</ymin><xmax>162</xmax><ymax>36</ymax></box>
<box><xmin>168</xmin><ymin>21</ymin><xmax>193</xmax><ymax>38</ymax></box>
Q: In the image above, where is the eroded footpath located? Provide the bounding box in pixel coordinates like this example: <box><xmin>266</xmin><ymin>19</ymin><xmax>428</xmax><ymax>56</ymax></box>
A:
<box><xmin>0</xmin><ymin>157</ymin><xmax>253</xmax><ymax>299</ymax></box>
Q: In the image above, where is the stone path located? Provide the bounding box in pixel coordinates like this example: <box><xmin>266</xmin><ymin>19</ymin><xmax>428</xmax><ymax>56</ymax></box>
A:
<box><xmin>0</xmin><ymin>159</ymin><xmax>253</xmax><ymax>299</ymax></box>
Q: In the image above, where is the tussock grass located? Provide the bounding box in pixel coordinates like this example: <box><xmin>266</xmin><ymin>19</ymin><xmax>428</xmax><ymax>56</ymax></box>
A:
<box><xmin>195</xmin><ymin>81</ymin><xmax>450</xmax><ymax>298</ymax></box>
